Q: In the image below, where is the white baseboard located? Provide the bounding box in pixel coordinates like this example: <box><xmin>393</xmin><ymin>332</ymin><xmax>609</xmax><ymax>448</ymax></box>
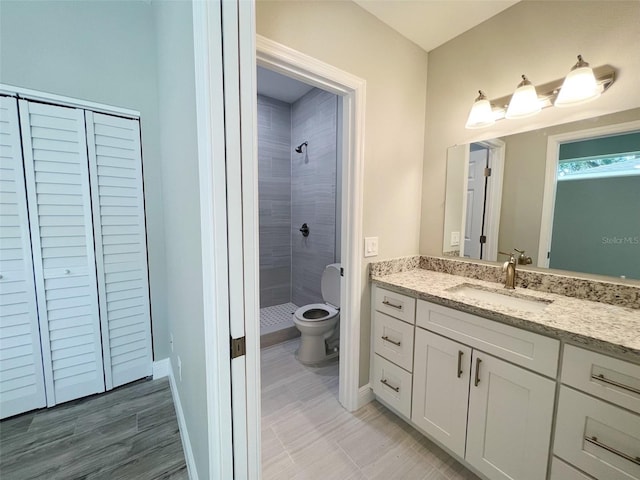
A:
<box><xmin>358</xmin><ymin>383</ymin><xmax>374</xmax><ymax>409</ymax></box>
<box><xmin>161</xmin><ymin>359</ymin><xmax>199</xmax><ymax>480</ymax></box>
<box><xmin>153</xmin><ymin>358</ymin><xmax>171</xmax><ymax>379</ymax></box>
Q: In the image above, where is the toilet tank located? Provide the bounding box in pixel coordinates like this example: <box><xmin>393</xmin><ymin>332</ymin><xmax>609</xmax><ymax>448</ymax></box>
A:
<box><xmin>321</xmin><ymin>263</ymin><xmax>341</xmax><ymax>308</ymax></box>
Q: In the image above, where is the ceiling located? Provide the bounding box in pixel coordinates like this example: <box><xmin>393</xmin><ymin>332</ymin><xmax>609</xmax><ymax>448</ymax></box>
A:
<box><xmin>352</xmin><ymin>0</ymin><xmax>520</xmax><ymax>52</ymax></box>
<box><xmin>257</xmin><ymin>66</ymin><xmax>314</xmax><ymax>104</ymax></box>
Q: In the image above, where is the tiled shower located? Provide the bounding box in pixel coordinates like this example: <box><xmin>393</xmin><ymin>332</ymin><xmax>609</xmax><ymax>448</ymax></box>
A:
<box><xmin>257</xmin><ymin>88</ymin><xmax>340</xmax><ymax>341</ymax></box>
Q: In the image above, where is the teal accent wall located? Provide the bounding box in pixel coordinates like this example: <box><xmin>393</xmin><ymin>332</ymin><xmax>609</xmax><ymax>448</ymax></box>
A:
<box><xmin>550</xmin><ymin>176</ymin><xmax>640</xmax><ymax>279</ymax></box>
<box><xmin>560</xmin><ymin>132</ymin><xmax>640</xmax><ymax>160</ymax></box>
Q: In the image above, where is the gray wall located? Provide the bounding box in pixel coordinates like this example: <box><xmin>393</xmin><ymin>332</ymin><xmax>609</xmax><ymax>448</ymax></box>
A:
<box><xmin>0</xmin><ymin>0</ymin><xmax>169</xmax><ymax>362</ymax></box>
<box><xmin>291</xmin><ymin>88</ymin><xmax>339</xmax><ymax>307</ymax></box>
<box><xmin>153</xmin><ymin>1</ymin><xmax>208</xmax><ymax>477</ymax></box>
<box><xmin>550</xmin><ymin>176</ymin><xmax>640</xmax><ymax>279</ymax></box>
<box><xmin>258</xmin><ymin>95</ymin><xmax>292</xmax><ymax>307</ymax></box>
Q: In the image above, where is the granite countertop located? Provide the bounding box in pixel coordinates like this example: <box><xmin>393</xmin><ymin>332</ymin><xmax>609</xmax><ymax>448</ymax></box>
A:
<box><xmin>371</xmin><ymin>268</ymin><xmax>640</xmax><ymax>363</ymax></box>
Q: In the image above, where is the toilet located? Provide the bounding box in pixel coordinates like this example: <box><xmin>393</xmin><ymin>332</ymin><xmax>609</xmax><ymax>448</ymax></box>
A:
<box><xmin>293</xmin><ymin>263</ymin><xmax>341</xmax><ymax>364</ymax></box>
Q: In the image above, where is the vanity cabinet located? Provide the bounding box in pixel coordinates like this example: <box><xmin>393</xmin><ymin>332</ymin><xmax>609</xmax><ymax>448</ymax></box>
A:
<box><xmin>411</xmin><ymin>329</ymin><xmax>471</xmax><ymax>458</ymax></box>
<box><xmin>371</xmin><ymin>284</ymin><xmax>640</xmax><ymax>480</ymax></box>
<box><xmin>371</xmin><ymin>288</ymin><xmax>416</xmax><ymax>418</ymax></box>
<box><xmin>412</xmin><ymin>315</ymin><xmax>556</xmax><ymax>480</ymax></box>
<box><xmin>554</xmin><ymin>345</ymin><xmax>640</xmax><ymax>480</ymax></box>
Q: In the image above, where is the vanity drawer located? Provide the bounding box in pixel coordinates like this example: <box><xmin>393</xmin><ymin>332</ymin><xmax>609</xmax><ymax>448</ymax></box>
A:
<box><xmin>374</xmin><ymin>311</ymin><xmax>414</xmax><ymax>372</ymax></box>
<box><xmin>554</xmin><ymin>386</ymin><xmax>640</xmax><ymax>480</ymax></box>
<box><xmin>562</xmin><ymin>345</ymin><xmax>640</xmax><ymax>414</ymax></box>
<box><xmin>374</xmin><ymin>286</ymin><xmax>416</xmax><ymax>324</ymax></box>
<box><xmin>550</xmin><ymin>457</ymin><xmax>593</xmax><ymax>480</ymax></box>
<box><xmin>416</xmin><ymin>300</ymin><xmax>559</xmax><ymax>377</ymax></box>
<box><xmin>372</xmin><ymin>354</ymin><xmax>412</xmax><ymax>418</ymax></box>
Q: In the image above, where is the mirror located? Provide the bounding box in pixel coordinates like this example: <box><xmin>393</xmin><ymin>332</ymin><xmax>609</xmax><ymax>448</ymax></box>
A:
<box><xmin>443</xmin><ymin>107</ymin><xmax>640</xmax><ymax>280</ymax></box>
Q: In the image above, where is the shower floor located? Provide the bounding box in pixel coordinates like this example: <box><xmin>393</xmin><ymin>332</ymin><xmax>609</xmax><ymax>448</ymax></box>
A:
<box><xmin>260</xmin><ymin>302</ymin><xmax>300</xmax><ymax>347</ymax></box>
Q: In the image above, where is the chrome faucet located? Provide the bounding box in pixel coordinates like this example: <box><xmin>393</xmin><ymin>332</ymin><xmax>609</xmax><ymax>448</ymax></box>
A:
<box><xmin>499</xmin><ymin>251</ymin><xmax>517</xmax><ymax>289</ymax></box>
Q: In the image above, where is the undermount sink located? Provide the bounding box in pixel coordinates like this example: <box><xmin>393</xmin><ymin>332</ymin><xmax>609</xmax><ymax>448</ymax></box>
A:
<box><xmin>447</xmin><ymin>283</ymin><xmax>553</xmax><ymax>313</ymax></box>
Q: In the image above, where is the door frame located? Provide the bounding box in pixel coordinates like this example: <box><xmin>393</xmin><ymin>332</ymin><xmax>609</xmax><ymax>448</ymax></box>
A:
<box><xmin>256</xmin><ymin>35</ymin><xmax>367</xmax><ymax>412</ymax></box>
<box><xmin>459</xmin><ymin>139</ymin><xmax>505</xmax><ymax>261</ymax></box>
<box><xmin>537</xmin><ymin>119</ymin><xmax>640</xmax><ymax>267</ymax></box>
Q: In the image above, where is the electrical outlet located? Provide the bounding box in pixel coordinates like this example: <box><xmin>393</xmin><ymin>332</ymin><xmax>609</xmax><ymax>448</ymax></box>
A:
<box><xmin>364</xmin><ymin>236</ymin><xmax>379</xmax><ymax>257</ymax></box>
<box><xmin>177</xmin><ymin>356</ymin><xmax>182</xmax><ymax>382</ymax></box>
<box><xmin>170</xmin><ymin>333</ymin><xmax>174</xmax><ymax>352</ymax></box>
<box><xmin>451</xmin><ymin>231</ymin><xmax>460</xmax><ymax>246</ymax></box>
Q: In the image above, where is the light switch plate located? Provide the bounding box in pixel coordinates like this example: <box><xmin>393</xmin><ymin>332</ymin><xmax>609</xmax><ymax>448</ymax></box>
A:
<box><xmin>364</xmin><ymin>237</ymin><xmax>379</xmax><ymax>257</ymax></box>
<box><xmin>451</xmin><ymin>231</ymin><xmax>460</xmax><ymax>246</ymax></box>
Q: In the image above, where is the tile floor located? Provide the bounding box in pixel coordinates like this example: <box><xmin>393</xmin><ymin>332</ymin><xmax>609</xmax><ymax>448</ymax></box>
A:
<box><xmin>261</xmin><ymin>338</ymin><xmax>481</xmax><ymax>480</ymax></box>
<box><xmin>0</xmin><ymin>378</ymin><xmax>187</xmax><ymax>480</ymax></box>
<box><xmin>260</xmin><ymin>302</ymin><xmax>299</xmax><ymax>335</ymax></box>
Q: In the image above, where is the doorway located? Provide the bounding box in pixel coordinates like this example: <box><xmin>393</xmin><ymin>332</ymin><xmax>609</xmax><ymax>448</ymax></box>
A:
<box><xmin>256</xmin><ymin>65</ymin><xmax>342</xmax><ymax>351</ymax></box>
<box><xmin>460</xmin><ymin>139</ymin><xmax>505</xmax><ymax>262</ymax></box>
<box><xmin>255</xmin><ymin>35</ymin><xmax>366</xmax><ymax>413</ymax></box>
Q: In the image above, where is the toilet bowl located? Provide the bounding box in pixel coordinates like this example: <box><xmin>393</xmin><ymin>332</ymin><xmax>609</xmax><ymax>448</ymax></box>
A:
<box><xmin>293</xmin><ymin>263</ymin><xmax>341</xmax><ymax>364</ymax></box>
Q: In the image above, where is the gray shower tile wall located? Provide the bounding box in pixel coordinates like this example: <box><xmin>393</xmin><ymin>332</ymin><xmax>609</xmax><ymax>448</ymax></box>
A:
<box><xmin>291</xmin><ymin>88</ymin><xmax>339</xmax><ymax>307</ymax></box>
<box><xmin>258</xmin><ymin>95</ymin><xmax>292</xmax><ymax>307</ymax></box>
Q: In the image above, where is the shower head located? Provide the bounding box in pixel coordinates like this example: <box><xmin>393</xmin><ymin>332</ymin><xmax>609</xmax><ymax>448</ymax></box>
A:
<box><xmin>295</xmin><ymin>141</ymin><xmax>308</xmax><ymax>153</ymax></box>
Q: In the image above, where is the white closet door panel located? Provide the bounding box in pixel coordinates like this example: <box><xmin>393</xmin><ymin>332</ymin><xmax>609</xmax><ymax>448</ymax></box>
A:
<box><xmin>86</xmin><ymin>111</ymin><xmax>151</xmax><ymax>389</ymax></box>
<box><xmin>0</xmin><ymin>96</ymin><xmax>47</xmax><ymax>419</ymax></box>
<box><xmin>19</xmin><ymin>100</ymin><xmax>104</xmax><ymax>406</ymax></box>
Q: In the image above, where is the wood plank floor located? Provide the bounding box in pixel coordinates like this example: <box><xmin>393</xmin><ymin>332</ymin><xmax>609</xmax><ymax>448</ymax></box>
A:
<box><xmin>0</xmin><ymin>378</ymin><xmax>188</xmax><ymax>480</ymax></box>
<box><xmin>261</xmin><ymin>338</ymin><xmax>482</xmax><ymax>480</ymax></box>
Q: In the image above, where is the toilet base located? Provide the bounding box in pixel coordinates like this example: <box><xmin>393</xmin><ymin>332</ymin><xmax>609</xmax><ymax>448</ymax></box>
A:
<box><xmin>295</xmin><ymin>334</ymin><xmax>339</xmax><ymax>365</ymax></box>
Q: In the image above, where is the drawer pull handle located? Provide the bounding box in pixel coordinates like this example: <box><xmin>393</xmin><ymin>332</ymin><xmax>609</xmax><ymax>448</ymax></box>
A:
<box><xmin>474</xmin><ymin>358</ymin><xmax>482</xmax><ymax>387</ymax></box>
<box><xmin>382</xmin><ymin>335</ymin><xmax>401</xmax><ymax>347</ymax></box>
<box><xmin>591</xmin><ymin>373</ymin><xmax>640</xmax><ymax>396</ymax></box>
<box><xmin>380</xmin><ymin>378</ymin><xmax>400</xmax><ymax>392</ymax></box>
<box><xmin>457</xmin><ymin>350</ymin><xmax>464</xmax><ymax>378</ymax></box>
<box><xmin>585</xmin><ymin>436</ymin><xmax>640</xmax><ymax>466</ymax></box>
<box><xmin>382</xmin><ymin>300</ymin><xmax>402</xmax><ymax>310</ymax></box>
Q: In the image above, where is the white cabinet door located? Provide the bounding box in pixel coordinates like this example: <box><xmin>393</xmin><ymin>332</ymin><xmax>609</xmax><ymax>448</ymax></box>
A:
<box><xmin>19</xmin><ymin>100</ymin><xmax>104</xmax><ymax>406</ymax></box>
<box><xmin>411</xmin><ymin>329</ymin><xmax>471</xmax><ymax>458</ymax></box>
<box><xmin>466</xmin><ymin>351</ymin><xmax>556</xmax><ymax>480</ymax></box>
<box><xmin>85</xmin><ymin>112</ymin><xmax>152</xmax><ymax>389</ymax></box>
<box><xmin>0</xmin><ymin>97</ymin><xmax>47</xmax><ymax>418</ymax></box>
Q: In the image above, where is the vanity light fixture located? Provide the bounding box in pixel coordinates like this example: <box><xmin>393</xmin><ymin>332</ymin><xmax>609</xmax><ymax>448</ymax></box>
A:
<box><xmin>465</xmin><ymin>91</ymin><xmax>495</xmax><ymax>129</ymax></box>
<box><xmin>464</xmin><ymin>55</ymin><xmax>615</xmax><ymax>129</ymax></box>
<box><xmin>505</xmin><ymin>75</ymin><xmax>541</xmax><ymax>119</ymax></box>
<box><xmin>555</xmin><ymin>55</ymin><xmax>600</xmax><ymax>107</ymax></box>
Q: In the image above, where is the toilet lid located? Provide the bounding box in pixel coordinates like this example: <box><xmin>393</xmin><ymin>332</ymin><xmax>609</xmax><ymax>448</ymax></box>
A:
<box><xmin>321</xmin><ymin>263</ymin><xmax>341</xmax><ymax>308</ymax></box>
<box><xmin>294</xmin><ymin>303</ymin><xmax>338</xmax><ymax>322</ymax></box>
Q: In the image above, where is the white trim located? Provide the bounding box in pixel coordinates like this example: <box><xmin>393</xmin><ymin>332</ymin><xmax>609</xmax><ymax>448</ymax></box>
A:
<box><xmin>459</xmin><ymin>147</ymin><xmax>470</xmax><ymax>258</ymax></box>
<box><xmin>165</xmin><ymin>361</ymin><xmax>198</xmax><ymax>480</ymax></box>
<box><xmin>238</xmin><ymin>2</ymin><xmax>261</xmax><ymax>478</ymax></box>
<box><xmin>480</xmin><ymin>139</ymin><xmax>505</xmax><ymax>262</ymax></box>
<box><xmin>0</xmin><ymin>83</ymin><xmax>140</xmax><ymax>118</ymax></box>
<box><xmin>537</xmin><ymin>120</ymin><xmax>640</xmax><ymax>267</ymax></box>
<box><xmin>152</xmin><ymin>358</ymin><xmax>171</xmax><ymax>379</ymax></box>
<box><xmin>358</xmin><ymin>384</ymin><xmax>375</xmax><ymax>409</ymax></box>
<box><xmin>256</xmin><ymin>35</ymin><xmax>367</xmax><ymax>412</ymax></box>
<box><xmin>192</xmin><ymin>2</ymin><xmax>234</xmax><ymax>479</ymax></box>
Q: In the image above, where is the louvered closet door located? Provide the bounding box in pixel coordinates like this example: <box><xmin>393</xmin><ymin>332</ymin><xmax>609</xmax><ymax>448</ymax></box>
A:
<box><xmin>0</xmin><ymin>97</ymin><xmax>47</xmax><ymax>418</ymax></box>
<box><xmin>19</xmin><ymin>100</ymin><xmax>104</xmax><ymax>406</ymax></box>
<box><xmin>86</xmin><ymin>112</ymin><xmax>152</xmax><ymax>389</ymax></box>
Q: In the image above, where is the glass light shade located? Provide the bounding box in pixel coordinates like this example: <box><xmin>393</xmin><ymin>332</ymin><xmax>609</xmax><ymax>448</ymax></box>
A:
<box><xmin>505</xmin><ymin>80</ymin><xmax>541</xmax><ymax>119</ymax></box>
<box><xmin>555</xmin><ymin>56</ymin><xmax>600</xmax><ymax>107</ymax></box>
<box><xmin>465</xmin><ymin>92</ymin><xmax>495</xmax><ymax>129</ymax></box>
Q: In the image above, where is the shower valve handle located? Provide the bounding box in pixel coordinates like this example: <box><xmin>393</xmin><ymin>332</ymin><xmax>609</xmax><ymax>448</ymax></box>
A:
<box><xmin>299</xmin><ymin>223</ymin><xmax>310</xmax><ymax>237</ymax></box>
